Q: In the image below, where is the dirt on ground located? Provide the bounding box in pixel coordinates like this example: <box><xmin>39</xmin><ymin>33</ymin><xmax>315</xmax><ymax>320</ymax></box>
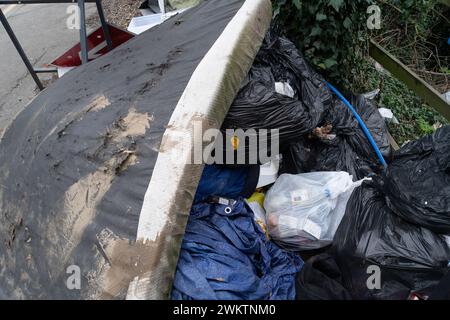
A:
<box><xmin>87</xmin><ymin>0</ymin><xmax>142</xmax><ymax>30</ymax></box>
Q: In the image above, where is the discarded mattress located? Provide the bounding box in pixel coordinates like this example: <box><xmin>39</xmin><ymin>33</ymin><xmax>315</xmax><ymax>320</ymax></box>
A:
<box><xmin>0</xmin><ymin>0</ymin><xmax>272</xmax><ymax>299</ymax></box>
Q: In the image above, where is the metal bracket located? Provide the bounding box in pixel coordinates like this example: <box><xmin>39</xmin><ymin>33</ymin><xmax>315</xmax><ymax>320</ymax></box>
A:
<box><xmin>0</xmin><ymin>0</ymin><xmax>113</xmax><ymax>90</ymax></box>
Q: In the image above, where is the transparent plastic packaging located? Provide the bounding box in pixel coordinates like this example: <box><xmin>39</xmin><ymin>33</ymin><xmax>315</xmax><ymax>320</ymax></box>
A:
<box><xmin>264</xmin><ymin>171</ymin><xmax>364</xmax><ymax>250</ymax></box>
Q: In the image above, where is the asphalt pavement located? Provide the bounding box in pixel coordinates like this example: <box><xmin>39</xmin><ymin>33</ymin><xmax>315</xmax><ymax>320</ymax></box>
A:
<box><xmin>0</xmin><ymin>3</ymin><xmax>97</xmax><ymax>138</ymax></box>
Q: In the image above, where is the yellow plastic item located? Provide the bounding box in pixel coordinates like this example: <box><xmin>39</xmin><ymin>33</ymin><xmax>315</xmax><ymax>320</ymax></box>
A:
<box><xmin>248</xmin><ymin>191</ymin><xmax>265</xmax><ymax>208</ymax></box>
<box><xmin>247</xmin><ymin>191</ymin><xmax>269</xmax><ymax>239</ymax></box>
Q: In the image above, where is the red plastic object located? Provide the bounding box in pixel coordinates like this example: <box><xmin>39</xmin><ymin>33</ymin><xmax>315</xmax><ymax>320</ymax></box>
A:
<box><xmin>51</xmin><ymin>24</ymin><xmax>134</xmax><ymax>68</ymax></box>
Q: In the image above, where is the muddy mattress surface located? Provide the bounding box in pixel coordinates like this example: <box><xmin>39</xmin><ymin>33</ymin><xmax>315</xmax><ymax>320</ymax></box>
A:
<box><xmin>0</xmin><ymin>0</ymin><xmax>247</xmax><ymax>299</ymax></box>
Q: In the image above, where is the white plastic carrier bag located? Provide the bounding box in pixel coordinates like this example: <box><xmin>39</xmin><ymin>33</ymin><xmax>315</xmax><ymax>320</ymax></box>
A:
<box><xmin>264</xmin><ymin>171</ymin><xmax>365</xmax><ymax>250</ymax></box>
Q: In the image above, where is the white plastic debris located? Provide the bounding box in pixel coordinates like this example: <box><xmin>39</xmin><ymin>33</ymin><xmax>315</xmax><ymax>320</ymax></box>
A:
<box><xmin>362</xmin><ymin>88</ymin><xmax>380</xmax><ymax>100</ymax></box>
<box><xmin>158</xmin><ymin>0</ymin><xmax>166</xmax><ymax>14</ymax></box>
<box><xmin>275</xmin><ymin>82</ymin><xmax>295</xmax><ymax>98</ymax></box>
<box><xmin>127</xmin><ymin>8</ymin><xmax>188</xmax><ymax>35</ymax></box>
<box><xmin>256</xmin><ymin>155</ymin><xmax>281</xmax><ymax>188</ymax></box>
<box><xmin>56</xmin><ymin>66</ymin><xmax>75</xmax><ymax>78</ymax></box>
<box><xmin>444</xmin><ymin>91</ymin><xmax>450</xmax><ymax>104</ymax></box>
<box><xmin>378</xmin><ymin>107</ymin><xmax>399</xmax><ymax>124</ymax></box>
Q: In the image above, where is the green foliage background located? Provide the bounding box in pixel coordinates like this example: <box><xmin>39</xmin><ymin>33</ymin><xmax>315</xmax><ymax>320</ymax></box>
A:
<box><xmin>273</xmin><ymin>0</ymin><xmax>374</xmax><ymax>92</ymax></box>
<box><xmin>272</xmin><ymin>0</ymin><xmax>449</xmax><ymax>144</ymax></box>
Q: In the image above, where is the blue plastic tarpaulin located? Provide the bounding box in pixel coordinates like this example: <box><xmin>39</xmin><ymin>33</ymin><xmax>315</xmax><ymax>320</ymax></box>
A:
<box><xmin>172</xmin><ymin>199</ymin><xmax>303</xmax><ymax>300</ymax></box>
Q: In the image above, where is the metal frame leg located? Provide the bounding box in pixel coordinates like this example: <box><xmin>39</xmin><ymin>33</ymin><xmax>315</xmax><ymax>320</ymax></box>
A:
<box><xmin>0</xmin><ymin>8</ymin><xmax>44</xmax><ymax>90</ymax></box>
<box><xmin>96</xmin><ymin>0</ymin><xmax>112</xmax><ymax>51</ymax></box>
<box><xmin>78</xmin><ymin>0</ymin><xmax>88</xmax><ymax>64</ymax></box>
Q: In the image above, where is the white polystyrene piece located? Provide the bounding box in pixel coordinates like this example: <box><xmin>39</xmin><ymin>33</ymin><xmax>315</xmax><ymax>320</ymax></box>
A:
<box><xmin>127</xmin><ymin>9</ymin><xmax>188</xmax><ymax>35</ymax></box>
<box><xmin>444</xmin><ymin>91</ymin><xmax>450</xmax><ymax>104</ymax></box>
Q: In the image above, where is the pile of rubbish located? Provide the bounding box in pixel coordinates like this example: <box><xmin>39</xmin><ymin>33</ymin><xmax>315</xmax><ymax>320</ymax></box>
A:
<box><xmin>171</xmin><ymin>30</ymin><xmax>450</xmax><ymax>300</ymax></box>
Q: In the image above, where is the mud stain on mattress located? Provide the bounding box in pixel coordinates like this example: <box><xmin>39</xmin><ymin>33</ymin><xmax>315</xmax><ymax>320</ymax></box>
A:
<box><xmin>117</xmin><ymin>108</ymin><xmax>152</xmax><ymax>139</ymax></box>
<box><xmin>93</xmin><ymin>228</ymin><xmax>167</xmax><ymax>299</ymax></box>
<box><xmin>48</xmin><ymin>108</ymin><xmax>152</xmax><ymax>273</ymax></box>
<box><xmin>87</xmin><ymin>95</ymin><xmax>111</xmax><ymax>112</ymax></box>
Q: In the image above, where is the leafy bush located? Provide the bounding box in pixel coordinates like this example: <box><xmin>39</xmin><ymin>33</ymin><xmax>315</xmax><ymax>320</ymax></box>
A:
<box><xmin>273</xmin><ymin>0</ymin><xmax>374</xmax><ymax>92</ymax></box>
<box><xmin>372</xmin><ymin>0</ymin><xmax>449</xmax><ymax>93</ymax></box>
<box><xmin>273</xmin><ymin>0</ymin><xmax>449</xmax><ymax>144</ymax></box>
<box><xmin>273</xmin><ymin>0</ymin><xmax>449</xmax><ymax>145</ymax></box>
<box><xmin>364</xmin><ymin>63</ymin><xmax>448</xmax><ymax>145</ymax></box>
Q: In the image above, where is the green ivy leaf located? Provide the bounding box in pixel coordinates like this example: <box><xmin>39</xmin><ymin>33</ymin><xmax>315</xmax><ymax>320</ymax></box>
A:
<box><xmin>329</xmin><ymin>0</ymin><xmax>344</xmax><ymax>12</ymax></box>
<box><xmin>343</xmin><ymin>17</ymin><xmax>352</xmax><ymax>29</ymax></box>
<box><xmin>313</xmin><ymin>40</ymin><xmax>322</xmax><ymax>49</ymax></box>
<box><xmin>293</xmin><ymin>0</ymin><xmax>301</xmax><ymax>10</ymax></box>
<box><xmin>324</xmin><ymin>58</ymin><xmax>338</xmax><ymax>68</ymax></box>
<box><xmin>310</xmin><ymin>26</ymin><xmax>322</xmax><ymax>37</ymax></box>
<box><xmin>316</xmin><ymin>13</ymin><xmax>327</xmax><ymax>21</ymax></box>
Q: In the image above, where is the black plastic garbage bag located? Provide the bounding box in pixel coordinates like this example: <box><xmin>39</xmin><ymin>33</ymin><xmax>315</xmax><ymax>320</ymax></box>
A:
<box><xmin>330</xmin><ymin>181</ymin><xmax>450</xmax><ymax>299</ymax></box>
<box><xmin>220</xmin><ymin>31</ymin><xmax>332</xmax><ymax>164</ymax></box>
<box><xmin>382</xmin><ymin>126</ymin><xmax>450</xmax><ymax>234</ymax></box>
<box><xmin>295</xmin><ymin>253</ymin><xmax>352</xmax><ymax>300</ymax></box>
<box><xmin>281</xmin><ymin>95</ymin><xmax>392</xmax><ymax>180</ymax></box>
<box><xmin>296</xmin><ymin>253</ymin><xmax>447</xmax><ymax>300</ymax></box>
<box><xmin>429</xmin><ymin>273</ymin><xmax>450</xmax><ymax>300</ymax></box>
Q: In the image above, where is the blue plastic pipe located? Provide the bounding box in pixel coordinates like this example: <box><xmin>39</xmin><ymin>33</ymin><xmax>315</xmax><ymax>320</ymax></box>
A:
<box><xmin>326</xmin><ymin>82</ymin><xmax>388</xmax><ymax>169</ymax></box>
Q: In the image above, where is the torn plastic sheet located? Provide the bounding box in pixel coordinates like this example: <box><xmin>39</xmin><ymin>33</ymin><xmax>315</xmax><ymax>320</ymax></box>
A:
<box><xmin>127</xmin><ymin>8</ymin><xmax>189</xmax><ymax>35</ymax></box>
